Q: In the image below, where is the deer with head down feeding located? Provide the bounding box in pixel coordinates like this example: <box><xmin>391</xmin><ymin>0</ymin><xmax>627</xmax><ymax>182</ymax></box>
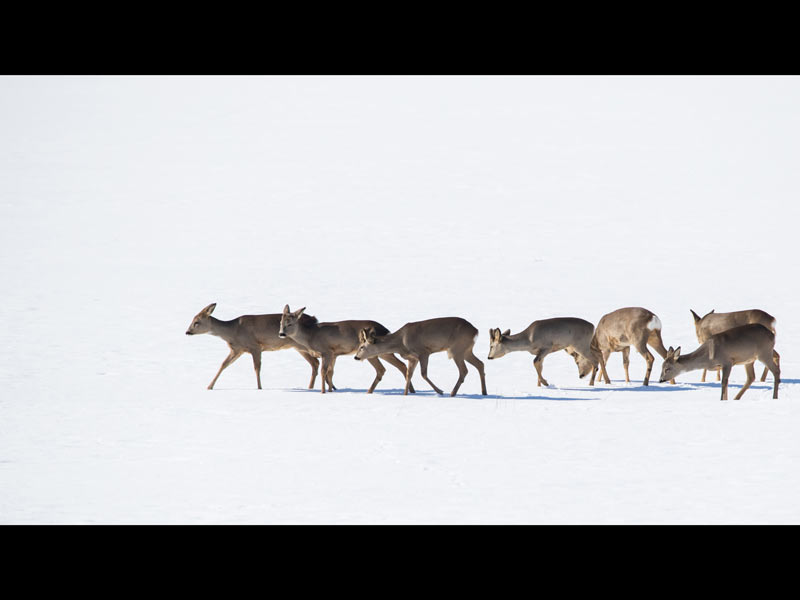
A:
<box><xmin>690</xmin><ymin>308</ymin><xmax>780</xmax><ymax>383</ymax></box>
<box><xmin>659</xmin><ymin>323</ymin><xmax>780</xmax><ymax>400</ymax></box>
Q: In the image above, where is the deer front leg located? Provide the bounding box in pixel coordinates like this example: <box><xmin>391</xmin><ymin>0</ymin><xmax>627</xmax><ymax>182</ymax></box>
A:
<box><xmin>533</xmin><ymin>351</ymin><xmax>550</xmax><ymax>387</ymax></box>
<box><xmin>600</xmin><ymin>350</ymin><xmax>611</xmax><ymax>384</ymax></box>
<box><xmin>252</xmin><ymin>351</ymin><xmax>262</xmax><ymax>389</ymax></box>
<box><xmin>418</xmin><ymin>353</ymin><xmax>444</xmax><ymax>395</ymax></box>
<box><xmin>366</xmin><ymin>357</ymin><xmax>386</xmax><ymax>394</ymax></box>
<box><xmin>296</xmin><ymin>349</ymin><xmax>319</xmax><ymax>390</ymax></box>
<box><xmin>720</xmin><ymin>363</ymin><xmax>732</xmax><ymax>400</ymax></box>
<box><xmin>380</xmin><ymin>353</ymin><xmax>416</xmax><ymax>393</ymax></box>
<box><xmin>207</xmin><ymin>348</ymin><xmax>244</xmax><ymax>390</ymax></box>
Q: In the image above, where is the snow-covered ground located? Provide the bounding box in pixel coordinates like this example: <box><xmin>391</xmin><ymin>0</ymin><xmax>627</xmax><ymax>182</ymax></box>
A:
<box><xmin>1</xmin><ymin>76</ymin><xmax>799</xmax><ymax>523</ymax></box>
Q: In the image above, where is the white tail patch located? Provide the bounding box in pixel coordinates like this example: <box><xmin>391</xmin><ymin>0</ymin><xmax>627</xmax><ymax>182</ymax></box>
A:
<box><xmin>647</xmin><ymin>315</ymin><xmax>662</xmax><ymax>331</ymax></box>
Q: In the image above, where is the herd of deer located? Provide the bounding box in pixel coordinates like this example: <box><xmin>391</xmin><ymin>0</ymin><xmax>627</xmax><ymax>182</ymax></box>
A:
<box><xmin>185</xmin><ymin>304</ymin><xmax>781</xmax><ymax>401</ymax></box>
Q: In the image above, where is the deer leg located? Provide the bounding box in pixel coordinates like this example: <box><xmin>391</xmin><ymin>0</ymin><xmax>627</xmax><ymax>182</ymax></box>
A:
<box><xmin>701</xmin><ymin>369</ymin><xmax>707</xmax><ymax>383</ymax></box>
<box><xmin>450</xmin><ymin>356</ymin><xmax>469</xmax><ymax>397</ymax></box>
<box><xmin>366</xmin><ymin>357</ymin><xmax>386</xmax><ymax>394</ymax></box>
<box><xmin>621</xmin><ymin>347</ymin><xmax>631</xmax><ymax>383</ymax></box>
<box><xmin>380</xmin><ymin>353</ymin><xmax>416</xmax><ymax>393</ymax></box>
<box><xmin>720</xmin><ymin>363</ymin><xmax>732</xmax><ymax>400</ymax></box>
<box><xmin>320</xmin><ymin>355</ymin><xmax>333</xmax><ymax>394</ymax></box>
<box><xmin>404</xmin><ymin>357</ymin><xmax>418</xmax><ymax>396</ymax></box>
<box><xmin>734</xmin><ymin>362</ymin><xmax>756</xmax><ymax>400</ymax></box>
<box><xmin>533</xmin><ymin>351</ymin><xmax>551</xmax><ymax>387</ymax></box>
<box><xmin>418</xmin><ymin>353</ymin><xmax>444</xmax><ymax>395</ymax></box>
<box><xmin>634</xmin><ymin>341</ymin><xmax>654</xmax><ymax>386</ymax></box>
<box><xmin>759</xmin><ymin>351</ymin><xmax>780</xmax><ymax>399</ymax></box>
<box><xmin>760</xmin><ymin>350</ymin><xmax>780</xmax><ymax>382</ymax></box>
<box><xmin>465</xmin><ymin>350</ymin><xmax>487</xmax><ymax>395</ymax></box>
<box><xmin>252</xmin><ymin>351</ymin><xmax>262</xmax><ymax>390</ymax></box>
<box><xmin>297</xmin><ymin>350</ymin><xmax>320</xmax><ymax>390</ymax></box>
<box><xmin>207</xmin><ymin>348</ymin><xmax>244</xmax><ymax>390</ymax></box>
<box><xmin>325</xmin><ymin>355</ymin><xmax>337</xmax><ymax>391</ymax></box>
<box><xmin>716</xmin><ymin>369</ymin><xmax>720</xmax><ymax>382</ymax></box>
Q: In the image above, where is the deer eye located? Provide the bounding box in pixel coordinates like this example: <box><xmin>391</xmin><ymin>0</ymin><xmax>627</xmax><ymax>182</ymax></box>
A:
<box><xmin>193</xmin><ymin>322</ymin><xmax>199</xmax><ymax>327</ymax></box>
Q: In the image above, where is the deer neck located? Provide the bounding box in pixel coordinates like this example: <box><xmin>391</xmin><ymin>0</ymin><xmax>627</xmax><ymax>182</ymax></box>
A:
<box><xmin>503</xmin><ymin>332</ymin><xmax>531</xmax><ymax>353</ymax></box>
<box><xmin>675</xmin><ymin>345</ymin><xmax>715</xmax><ymax>374</ymax></box>
<box><xmin>208</xmin><ymin>317</ymin><xmax>239</xmax><ymax>344</ymax></box>
<box><xmin>371</xmin><ymin>331</ymin><xmax>405</xmax><ymax>357</ymax></box>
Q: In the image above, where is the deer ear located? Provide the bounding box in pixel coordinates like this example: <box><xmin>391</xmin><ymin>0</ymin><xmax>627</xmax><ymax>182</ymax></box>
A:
<box><xmin>294</xmin><ymin>307</ymin><xmax>306</xmax><ymax>318</ymax></box>
<box><xmin>673</xmin><ymin>346</ymin><xmax>681</xmax><ymax>359</ymax></box>
<box><xmin>690</xmin><ymin>310</ymin><xmax>701</xmax><ymax>322</ymax></box>
<box><xmin>203</xmin><ymin>303</ymin><xmax>217</xmax><ymax>315</ymax></box>
<box><xmin>502</xmin><ymin>329</ymin><xmax>511</xmax><ymax>337</ymax></box>
<box><xmin>283</xmin><ymin>304</ymin><xmax>290</xmax><ymax>315</ymax></box>
<box><xmin>491</xmin><ymin>328</ymin><xmax>500</xmax><ymax>341</ymax></box>
<box><xmin>359</xmin><ymin>329</ymin><xmax>368</xmax><ymax>343</ymax></box>
<box><xmin>667</xmin><ymin>346</ymin><xmax>674</xmax><ymax>354</ymax></box>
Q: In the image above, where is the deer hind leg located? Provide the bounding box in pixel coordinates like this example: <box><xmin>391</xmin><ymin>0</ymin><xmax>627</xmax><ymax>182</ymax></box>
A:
<box><xmin>634</xmin><ymin>339</ymin><xmax>654</xmax><ymax>386</ymax></box>
<box><xmin>380</xmin><ymin>353</ymin><xmax>416</xmax><ymax>393</ymax></box>
<box><xmin>450</xmin><ymin>355</ymin><xmax>469</xmax><ymax>397</ymax></box>
<box><xmin>418</xmin><ymin>353</ymin><xmax>444</xmax><ymax>395</ymax></box>
<box><xmin>252</xmin><ymin>351</ymin><xmax>262</xmax><ymax>390</ymax></box>
<box><xmin>297</xmin><ymin>350</ymin><xmax>320</xmax><ymax>390</ymax></box>
<box><xmin>760</xmin><ymin>349</ymin><xmax>780</xmax><ymax>382</ymax></box>
<box><xmin>404</xmin><ymin>357</ymin><xmax>418</xmax><ymax>396</ymax></box>
<box><xmin>207</xmin><ymin>348</ymin><xmax>244</xmax><ymax>390</ymax></box>
<box><xmin>734</xmin><ymin>362</ymin><xmax>756</xmax><ymax>400</ymax></box>
<box><xmin>621</xmin><ymin>347</ymin><xmax>631</xmax><ymax>383</ymax></box>
<box><xmin>465</xmin><ymin>349</ymin><xmax>487</xmax><ymax>395</ymax></box>
<box><xmin>758</xmin><ymin>350</ymin><xmax>780</xmax><ymax>399</ymax></box>
<box><xmin>720</xmin><ymin>363</ymin><xmax>732</xmax><ymax>400</ymax></box>
<box><xmin>533</xmin><ymin>350</ymin><xmax>551</xmax><ymax>387</ymax></box>
<box><xmin>366</xmin><ymin>357</ymin><xmax>386</xmax><ymax>394</ymax></box>
<box><xmin>647</xmin><ymin>329</ymin><xmax>674</xmax><ymax>383</ymax></box>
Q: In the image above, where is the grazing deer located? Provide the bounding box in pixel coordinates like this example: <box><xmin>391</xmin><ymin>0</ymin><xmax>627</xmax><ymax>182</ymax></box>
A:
<box><xmin>659</xmin><ymin>324</ymin><xmax>780</xmax><ymax>400</ymax></box>
<box><xmin>185</xmin><ymin>303</ymin><xmax>320</xmax><ymax>390</ymax></box>
<box><xmin>690</xmin><ymin>309</ymin><xmax>780</xmax><ymax>383</ymax></box>
<box><xmin>278</xmin><ymin>305</ymin><xmax>414</xmax><ymax>394</ymax></box>
<box><xmin>487</xmin><ymin>317</ymin><xmax>608</xmax><ymax>387</ymax></box>
<box><xmin>354</xmin><ymin>317</ymin><xmax>487</xmax><ymax>397</ymax></box>
<box><xmin>591</xmin><ymin>307</ymin><xmax>672</xmax><ymax>386</ymax></box>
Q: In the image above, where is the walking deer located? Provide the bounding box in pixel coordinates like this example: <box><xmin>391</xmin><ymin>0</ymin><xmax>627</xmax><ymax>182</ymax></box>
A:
<box><xmin>690</xmin><ymin>309</ymin><xmax>780</xmax><ymax>383</ymax></box>
<box><xmin>354</xmin><ymin>317</ymin><xmax>487</xmax><ymax>397</ymax></box>
<box><xmin>659</xmin><ymin>324</ymin><xmax>780</xmax><ymax>400</ymax></box>
<box><xmin>278</xmin><ymin>305</ymin><xmax>414</xmax><ymax>394</ymax></box>
<box><xmin>591</xmin><ymin>307</ymin><xmax>673</xmax><ymax>386</ymax></box>
<box><xmin>185</xmin><ymin>303</ymin><xmax>320</xmax><ymax>390</ymax></box>
<box><xmin>487</xmin><ymin>317</ymin><xmax>608</xmax><ymax>387</ymax></box>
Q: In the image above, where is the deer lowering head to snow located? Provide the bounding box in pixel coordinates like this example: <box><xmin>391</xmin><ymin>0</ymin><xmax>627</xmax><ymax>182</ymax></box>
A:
<box><xmin>591</xmin><ymin>307</ymin><xmax>672</xmax><ymax>386</ymax></box>
<box><xmin>185</xmin><ymin>303</ymin><xmax>320</xmax><ymax>390</ymax></box>
<box><xmin>659</xmin><ymin>324</ymin><xmax>780</xmax><ymax>400</ymax></box>
<box><xmin>354</xmin><ymin>317</ymin><xmax>487</xmax><ymax>397</ymax></box>
<box><xmin>487</xmin><ymin>317</ymin><xmax>608</xmax><ymax>387</ymax></box>
<box><xmin>690</xmin><ymin>309</ymin><xmax>780</xmax><ymax>383</ymax></box>
<box><xmin>278</xmin><ymin>305</ymin><xmax>414</xmax><ymax>394</ymax></box>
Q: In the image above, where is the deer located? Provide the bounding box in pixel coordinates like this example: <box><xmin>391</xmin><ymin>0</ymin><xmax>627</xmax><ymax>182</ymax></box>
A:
<box><xmin>185</xmin><ymin>303</ymin><xmax>321</xmax><ymax>390</ymax></box>
<box><xmin>278</xmin><ymin>305</ymin><xmax>415</xmax><ymax>395</ymax></box>
<box><xmin>690</xmin><ymin>309</ymin><xmax>780</xmax><ymax>383</ymax></box>
<box><xmin>659</xmin><ymin>324</ymin><xmax>780</xmax><ymax>400</ymax></box>
<box><xmin>486</xmin><ymin>317</ymin><xmax>608</xmax><ymax>387</ymax></box>
<box><xmin>591</xmin><ymin>307</ymin><xmax>673</xmax><ymax>386</ymax></box>
<box><xmin>353</xmin><ymin>316</ymin><xmax>487</xmax><ymax>397</ymax></box>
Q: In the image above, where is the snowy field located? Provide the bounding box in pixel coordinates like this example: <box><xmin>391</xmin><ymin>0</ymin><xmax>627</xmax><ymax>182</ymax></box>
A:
<box><xmin>1</xmin><ymin>75</ymin><xmax>799</xmax><ymax>524</ymax></box>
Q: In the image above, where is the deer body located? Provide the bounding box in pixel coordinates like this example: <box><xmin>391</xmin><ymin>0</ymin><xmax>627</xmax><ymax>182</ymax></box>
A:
<box><xmin>355</xmin><ymin>317</ymin><xmax>487</xmax><ymax>397</ymax></box>
<box><xmin>185</xmin><ymin>303</ymin><xmax>320</xmax><ymax>390</ymax></box>
<box><xmin>690</xmin><ymin>309</ymin><xmax>780</xmax><ymax>382</ymax></box>
<box><xmin>487</xmin><ymin>317</ymin><xmax>607</xmax><ymax>387</ymax></box>
<box><xmin>659</xmin><ymin>324</ymin><xmax>780</xmax><ymax>400</ymax></box>
<box><xmin>279</xmin><ymin>305</ymin><xmax>414</xmax><ymax>394</ymax></box>
<box><xmin>591</xmin><ymin>307</ymin><xmax>671</xmax><ymax>386</ymax></box>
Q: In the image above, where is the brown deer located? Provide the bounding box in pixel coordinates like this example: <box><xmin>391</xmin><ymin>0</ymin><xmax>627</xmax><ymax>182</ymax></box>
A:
<box><xmin>690</xmin><ymin>309</ymin><xmax>780</xmax><ymax>383</ymax></box>
<box><xmin>487</xmin><ymin>317</ymin><xmax>608</xmax><ymax>387</ymax></box>
<box><xmin>278</xmin><ymin>305</ymin><xmax>414</xmax><ymax>395</ymax></box>
<box><xmin>354</xmin><ymin>317</ymin><xmax>487</xmax><ymax>397</ymax></box>
<box><xmin>591</xmin><ymin>307</ymin><xmax>672</xmax><ymax>386</ymax></box>
<box><xmin>185</xmin><ymin>303</ymin><xmax>320</xmax><ymax>390</ymax></box>
<box><xmin>659</xmin><ymin>324</ymin><xmax>780</xmax><ymax>400</ymax></box>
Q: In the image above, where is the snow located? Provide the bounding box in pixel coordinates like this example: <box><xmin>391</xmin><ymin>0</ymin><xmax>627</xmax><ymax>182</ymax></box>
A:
<box><xmin>1</xmin><ymin>75</ymin><xmax>799</xmax><ymax>523</ymax></box>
